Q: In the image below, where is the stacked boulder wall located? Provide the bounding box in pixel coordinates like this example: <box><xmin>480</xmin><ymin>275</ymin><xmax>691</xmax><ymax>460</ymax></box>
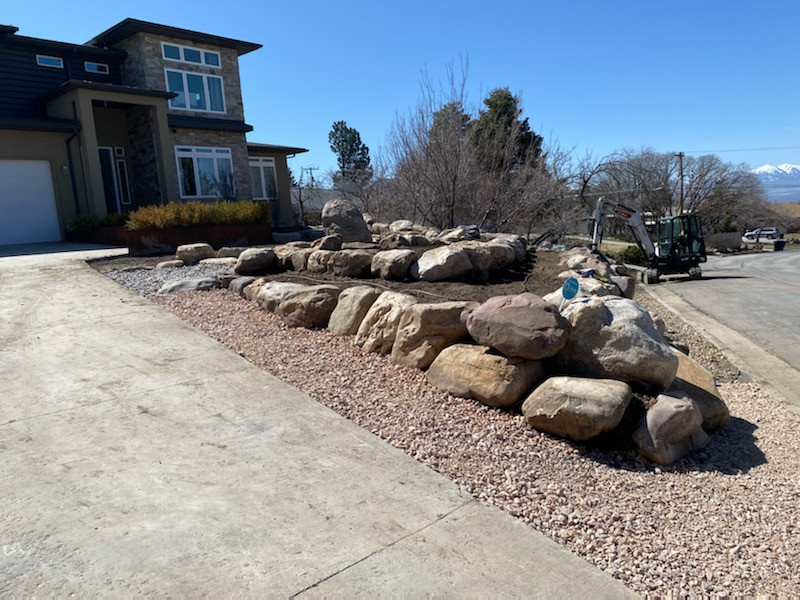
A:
<box><xmin>354</xmin><ymin>291</ymin><xmax>418</xmax><ymax>354</ymax></box>
<box><xmin>328</xmin><ymin>286</ymin><xmax>382</xmax><ymax>336</ymax></box>
<box><xmin>557</xmin><ymin>296</ymin><xmax>678</xmax><ymax>393</ymax></box>
<box><xmin>234</xmin><ymin>247</ymin><xmax>275</xmax><ymax>274</ymax></box>
<box><xmin>426</xmin><ymin>344</ymin><xmax>545</xmax><ymax>408</ymax></box>
<box><xmin>465</xmin><ymin>293</ymin><xmax>570</xmax><ymax>360</ymax></box>
<box><xmin>410</xmin><ymin>246</ymin><xmax>473</xmax><ymax>282</ymax></box>
<box><xmin>321</xmin><ymin>199</ymin><xmax>372</xmax><ymax>242</ymax></box>
<box><xmin>276</xmin><ymin>285</ymin><xmax>341</xmax><ymax>328</ymax></box>
<box><xmin>521</xmin><ymin>376</ymin><xmax>632</xmax><ymax>441</ymax></box>
<box><xmin>255</xmin><ymin>282</ymin><xmax>310</xmax><ymax>312</ymax></box>
<box><xmin>327</xmin><ymin>249</ymin><xmax>375</xmax><ymax>278</ymax></box>
<box><xmin>632</xmin><ymin>392</ymin><xmax>709</xmax><ymax>465</ymax></box>
<box><xmin>371</xmin><ymin>249</ymin><xmax>417</xmax><ymax>280</ymax></box>
<box><xmin>391</xmin><ymin>301</ymin><xmax>479</xmax><ymax>369</ymax></box>
<box><xmin>669</xmin><ymin>351</ymin><xmax>730</xmax><ymax>430</ymax></box>
<box><xmin>176</xmin><ymin>243</ymin><xmax>215</xmax><ymax>265</ymax></box>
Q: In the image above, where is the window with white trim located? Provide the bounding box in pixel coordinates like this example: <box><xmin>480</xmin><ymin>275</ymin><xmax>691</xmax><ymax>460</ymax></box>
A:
<box><xmin>36</xmin><ymin>54</ymin><xmax>63</xmax><ymax>68</ymax></box>
<box><xmin>175</xmin><ymin>147</ymin><xmax>234</xmax><ymax>198</ymax></box>
<box><xmin>161</xmin><ymin>42</ymin><xmax>221</xmax><ymax>68</ymax></box>
<box><xmin>85</xmin><ymin>61</ymin><xmax>109</xmax><ymax>74</ymax></box>
<box><xmin>165</xmin><ymin>69</ymin><xmax>225</xmax><ymax>113</ymax></box>
<box><xmin>249</xmin><ymin>158</ymin><xmax>278</xmax><ymax>200</ymax></box>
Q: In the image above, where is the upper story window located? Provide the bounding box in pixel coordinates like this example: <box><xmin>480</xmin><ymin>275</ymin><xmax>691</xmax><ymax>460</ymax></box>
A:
<box><xmin>84</xmin><ymin>61</ymin><xmax>109</xmax><ymax>74</ymax></box>
<box><xmin>36</xmin><ymin>55</ymin><xmax>63</xmax><ymax>68</ymax></box>
<box><xmin>165</xmin><ymin>69</ymin><xmax>225</xmax><ymax>113</ymax></box>
<box><xmin>161</xmin><ymin>42</ymin><xmax>221</xmax><ymax>68</ymax></box>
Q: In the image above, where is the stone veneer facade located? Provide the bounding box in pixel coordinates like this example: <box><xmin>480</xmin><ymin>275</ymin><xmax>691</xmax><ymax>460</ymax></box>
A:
<box><xmin>112</xmin><ymin>31</ymin><xmax>251</xmax><ymax>201</ymax></box>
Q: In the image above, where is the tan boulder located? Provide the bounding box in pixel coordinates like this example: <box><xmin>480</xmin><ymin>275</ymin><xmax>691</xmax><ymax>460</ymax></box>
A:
<box><xmin>307</xmin><ymin>250</ymin><xmax>336</xmax><ymax>273</ymax></box>
<box><xmin>410</xmin><ymin>245</ymin><xmax>473</xmax><ymax>282</ymax></box>
<box><xmin>216</xmin><ymin>246</ymin><xmax>247</xmax><ymax>258</ymax></box>
<box><xmin>669</xmin><ymin>351</ymin><xmax>730</xmax><ymax>430</ymax></box>
<box><xmin>371</xmin><ymin>249</ymin><xmax>417</xmax><ymax>280</ymax></box>
<box><xmin>311</xmin><ymin>234</ymin><xmax>343</xmax><ymax>251</ymax></box>
<box><xmin>176</xmin><ymin>243</ymin><xmax>215</xmax><ymax>265</ymax></box>
<box><xmin>632</xmin><ymin>392</ymin><xmax>709</xmax><ymax>464</ymax></box>
<box><xmin>427</xmin><ymin>344</ymin><xmax>545</xmax><ymax>408</ymax></box>
<box><xmin>521</xmin><ymin>376</ymin><xmax>632</xmax><ymax>441</ymax></box>
<box><xmin>200</xmin><ymin>257</ymin><xmax>238</xmax><ymax>267</ymax></box>
<box><xmin>355</xmin><ymin>291</ymin><xmax>418</xmax><ymax>354</ymax></box>
<box><xmin>234</xmin><ymin>247</ymin><xmax>275</xmax><ymax>274</ymax></box>
<box><xmin>391</xmin><ymin>301</ymin><xmax>478</xmax><ymax>369</ymax></box>
<box><xmin>255</xmin><ymin>282</ymin><xmax>310</xmax><ymax>312</ymax></box>
<box><xmin>327</xmin><ymin>249</ymin><xmax>375</xmax><ymax>278</ymax></box>
<box><xmin>156</xmin><ymin>260</ymin><xmax>184</xmax><ymax>269</ymax></box>
<box><xmin>243</xmin><ymin>278</ymin><xmax>267</xmax><ymax>301</ymax></box>
<box><xmin>276</xmin><ymin>285</ymin><xmax>341</xmax><ymax>328</ymax></box>
<box><xmin>328</xmin><ymin>286</ymin><xmax>383</xmax><ymax>336</ymax></box>
<box><xmin>290</xmin><ymin>248</ymin><xmax>317</xmax><ymax>271</ymax></box>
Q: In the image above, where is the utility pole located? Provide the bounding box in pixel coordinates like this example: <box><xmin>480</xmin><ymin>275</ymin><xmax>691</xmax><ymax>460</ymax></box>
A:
<box><xmin>675</xmin><ymin>152</ymin><xmax>685</xmax><ymax>215</ymax></box>
<box><xmin>301</xmin><ymin>166</ymin><xmax>319</xmax><ymax>188</ymax></box>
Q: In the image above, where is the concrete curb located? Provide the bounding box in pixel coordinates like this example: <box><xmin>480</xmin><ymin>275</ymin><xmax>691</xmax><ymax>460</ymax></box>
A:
<box><xmin>642</xmin><ymin>283</ymin><xmax>800</xmax><ymax>419</ymax></box>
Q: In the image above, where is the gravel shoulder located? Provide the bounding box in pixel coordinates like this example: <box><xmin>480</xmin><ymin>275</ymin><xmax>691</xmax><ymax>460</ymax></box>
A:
<box><xmin>98</xmin><ymin>255</ymin><xmax>800</xmax><ymax>597</ymax></box>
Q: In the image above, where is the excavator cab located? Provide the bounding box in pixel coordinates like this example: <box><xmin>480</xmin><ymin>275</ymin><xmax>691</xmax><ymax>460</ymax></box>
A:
<box><xmin>655</xmin><ymin>214</ymin><xmax>706</xmax><ymax>278</ymax></box>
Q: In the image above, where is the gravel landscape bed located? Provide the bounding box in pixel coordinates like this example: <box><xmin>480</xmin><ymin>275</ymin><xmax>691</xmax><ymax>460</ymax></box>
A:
<box><xmin>108</xmin><ymin>264</ymin><xmax>800</xmax><ymax>596</ymax></box>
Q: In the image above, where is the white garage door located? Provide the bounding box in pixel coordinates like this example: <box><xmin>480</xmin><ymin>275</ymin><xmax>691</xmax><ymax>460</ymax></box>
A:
<box><xmin>0</xmin><ymin>160</ymin><xmax>61</xmax><ymax>245</ymax></box>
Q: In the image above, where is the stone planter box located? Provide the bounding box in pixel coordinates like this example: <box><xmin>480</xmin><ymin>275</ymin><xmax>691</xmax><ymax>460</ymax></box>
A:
<box><xmin>69</xmin><ymin>223</ymin><xmax>272</xmax><ymax>255</ymax></box>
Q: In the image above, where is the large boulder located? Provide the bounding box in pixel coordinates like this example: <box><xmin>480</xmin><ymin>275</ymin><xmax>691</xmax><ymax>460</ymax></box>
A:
<box><xmin>486</xmin><ymin>234</ymin><xmax>527</xmax><ymax>263</ymax></box>
<box><xmin>243</xmin><ymin>278</ymin><xmax>267</xmax><ymax>302</ymax></box>
<box><xmin>389</xmin><ymin>219</ymin><xmax>415</xmax><ymax>232</ymax></box>
<box><xmin>410</xmin><ymin>246</ymin><xmax>473</xmax><ymax>282</ymax></box>
<box><xmin>217</xmin><ymin>246</ymin><xmax>247</xmax><ymax>258</ymax></box>
<box><xmin>311</xmin><ymin>234</ymin><xmax>343</xmax><ymax>251</ymax></box>
<box><xmin>391</xmin><ymin>301</ymin><xmax>478</xmax><ymax>369</ymax></box>
<box><xmin>156</xmin><ymin>260</ymin><xmax>184</xmax><ymax>269</ymax></box>
<box><xmin>229</xmin><ymin>276</ymin><xmax>257</xmax><ymax>296</ymax></box>
<box><xmin>276</xmin><ymin>285</ymin><xmax>341</xmax><ymax>328</ymax></box>
<box><xmin>427</xmin><ymin>344</ymin><xmax>545</xmax><ymax>408</ymax></box>
<box><xmin>255</xmin><ymin>282</ymin><xmax>310</xmax><ymax>312</ymax></box>
<box><xmin>328</xmin><ymin>285</ymin><xmax>383</xmax><ymax>336</ymax></box>
<box><xmin>354</xmin><ymin>291</ymin><xmax>418</xmax><ymax>354</ymax></box>
<box><xmin>290</xmin><ymin>248</ymin><xmax>317</xmax><ymax>271</ymax></box>
<box><xmin>327</xmin><ymin>249</ymin><xmax>374</xmax><ymax>278</ymax></box>
<box><xmin>437</xmin><ymin>225</ymin><xmax>480</xmax><ymax>243</ymax></box>
<box><xmin>234</xmin><ymin>247</ymin><xmax>275</xmax><ymax>274</ymax></box>
<box><xmin>157</xmin><ymin>277</ymin><xmax>220</xmax><ymax>294</ymax></box>
<box><xmin>452</xmin><ymin>241</ymin><xmax>496</xmax><ymax>282</ymax></box>
<box><xmin>273</xmin><ymin>245</ymin><xmax>301</xmax><ymax>270</ymax></box>
<box><xmin>466</xmin><ymin>293</ymin><xmax>570</xmax><ymax>360</ymax></box>
<box><xmin>632</xmin><ymin>392</ymin><xmax>709</xmax><ymax>465</ymax></box>
<box><xmin>557</xmin><ymin>296</ymin><xmax>679</xmax><ymax>392</ymax></box>
<box><xmin>371</xmin><ymin>249</ymin><xmax>417</xmax><ymax>280</ymax></box>
<box><xmin>321</xmin><ymin>199</ymin><xmax>372</xmax><ymax>242</ymax></box>
<box><xmin>201</xmin><ymin>257</ymin><xmax>238</xmax><ymax>268</ymax></box>
<box><xmin>176</xmin><ymin>243</ymin><xmax>215</xmax><ymax>265</ymax></box>
<box><xmin>306</xmin><ymin>250</ymin><xmax>336</xmax><ymax>273</ymax></box>
<box><xmin>669</xmin><ymin>351</ymin><xmax>730</xmax><ymax>430</ymax></box>
<box><xmin>521</xmin><ymin>376</ymin><xmax>632</xmax><ymax>441</ymax></box>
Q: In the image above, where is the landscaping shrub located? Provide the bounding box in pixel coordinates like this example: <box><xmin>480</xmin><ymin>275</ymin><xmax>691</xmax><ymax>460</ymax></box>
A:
<box><xmin>614</xmin><ymin>245</ymin><xmax>647</xmax><ymax>265</ymax></box>
<box><xmin>125</xmin><ymin>200</ymin><xmax>270</xmax><ymax>231</ymax></box>
<box><xmin>66</xmin><ymin>212</ymin><xmax>129</xmax><ymax>236</ymax></box>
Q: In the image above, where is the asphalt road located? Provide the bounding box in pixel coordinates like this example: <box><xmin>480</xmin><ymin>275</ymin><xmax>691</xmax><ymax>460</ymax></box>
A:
<box><xmin>655</xmin><ymin>251</ymin><xmax>800</xmax><ymax>372</ymax></box>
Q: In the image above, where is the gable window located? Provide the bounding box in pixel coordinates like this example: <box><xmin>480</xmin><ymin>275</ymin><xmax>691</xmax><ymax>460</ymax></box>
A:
<box><xmin>249</xmin><ymin>157</ymin><xmax>278</xmax><ymax>200</ymax></box>
<box><xmin>84</xmin><ymin>61</ymin><xmax>109</xmax><ymax>74</ymax></box>
<box><xmin>165</xmin><ymin>69</ymin><xmax>225</xmax><ymax>113</ymax></box>
<box><xmin>36</xmin><ymin>54</ymin><xmax>63</xmax><ymax>68</ymax></box>
<box><xmin>162</xmin><ymin>42</ymin><xmax>221</xmax><ymax>68</ymax></box>
<box><xmin>175</xmin><ymin>147</ymin><xmax>233</xmax><ymax>198</ymax></box>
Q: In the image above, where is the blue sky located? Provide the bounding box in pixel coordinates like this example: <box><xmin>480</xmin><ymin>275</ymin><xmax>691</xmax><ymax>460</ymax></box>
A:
<box><xmin>7</xmin><ymin>0</ymin><xmax>799</xmax><ymax>182</ymax></box>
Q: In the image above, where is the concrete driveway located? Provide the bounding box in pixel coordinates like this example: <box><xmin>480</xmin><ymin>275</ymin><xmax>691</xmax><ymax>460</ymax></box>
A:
<box><xmin>0</xmin><ymin>246</ymin><xmax>633</xmax><ymax>597</ymax></box>
<box><xmin>645</xmin><ymin>251</ymin><xmax>800</xmax><ymax>416</ymax></box>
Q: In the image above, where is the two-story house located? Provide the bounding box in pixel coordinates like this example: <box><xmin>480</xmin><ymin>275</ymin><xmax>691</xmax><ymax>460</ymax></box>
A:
<box><xmin>0</xmin><ymin>18</ymin><xmax>307</xmax><ymax>245</ymax></box>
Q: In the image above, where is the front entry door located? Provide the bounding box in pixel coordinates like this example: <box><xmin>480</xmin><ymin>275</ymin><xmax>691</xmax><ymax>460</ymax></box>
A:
<box><xmin>98</xmin><ymin>147</ymin><xmax>132</xmax><ymax>214</ymax></box>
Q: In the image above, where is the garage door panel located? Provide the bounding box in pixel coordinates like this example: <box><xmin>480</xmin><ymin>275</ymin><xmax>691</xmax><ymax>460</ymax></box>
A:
<box><xmin>0</xmin><ymin>160</ymin><xmax>61</xmax><ymax>245</ymax></box>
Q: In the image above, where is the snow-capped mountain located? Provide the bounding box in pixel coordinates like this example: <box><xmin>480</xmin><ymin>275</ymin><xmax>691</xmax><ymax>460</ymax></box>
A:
<box><xmin>752</xmin><ymin>164</ymin><xmax>800</xmax><ymax>203</ymax></box>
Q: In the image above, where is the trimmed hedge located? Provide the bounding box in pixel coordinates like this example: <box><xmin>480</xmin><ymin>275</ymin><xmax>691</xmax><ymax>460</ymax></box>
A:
<box><xmin>125</xmin><ymin>200</ymin><xmax>271</xmax><ymax>231</ymax></box>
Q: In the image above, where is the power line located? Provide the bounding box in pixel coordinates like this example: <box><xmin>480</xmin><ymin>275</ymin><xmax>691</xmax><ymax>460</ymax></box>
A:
<box><xmin>683</xmin><ymin>145</ymin><xmax>800</xmax><ymax>154</ymax></box>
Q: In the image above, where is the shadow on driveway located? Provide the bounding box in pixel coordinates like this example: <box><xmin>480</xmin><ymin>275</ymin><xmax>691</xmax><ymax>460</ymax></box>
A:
<box><xmin>0</xmin><ymin>242</ymin><xmax>126</xmax><ymax>258</ymax></box>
